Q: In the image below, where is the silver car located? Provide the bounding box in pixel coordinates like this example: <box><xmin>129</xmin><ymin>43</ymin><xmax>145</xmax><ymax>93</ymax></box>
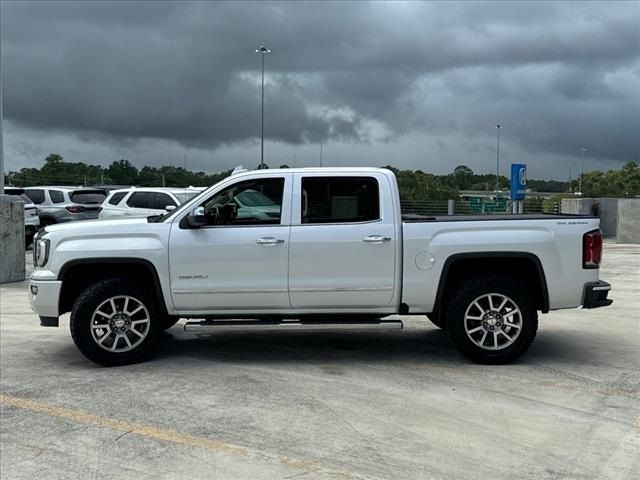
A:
<box><xmin>23</xmin><ymin>187</ymin><xmax>107</xmax><ymax>226</ymax></box>
<box><xmin>4</xmin><ymin>187</ymin><xmax>40</xmax><ymax>246</ymax></box>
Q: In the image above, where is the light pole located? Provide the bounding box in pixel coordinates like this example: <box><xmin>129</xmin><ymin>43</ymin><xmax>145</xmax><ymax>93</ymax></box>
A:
<box><xmin>255</xmin><ymin>45</ymin><xmax>271</xmax><ymax>169</ymax></box>
<box><xmin>0</xmin><ymin>68</ymin><xmax>4</xmax><ymax>194</ymax></box>
<box><xmin>495</xmin><ymin>124</ymin><xmax>501</xmax><ymax>194</ymax></box>
<box><xmin>579</xmin><ymin>147</ymin><xmax>586</xmax><ymax>194</ymax></box>
<box><xmin>319</xmin><ymin>142</ymin><xmax>323</xmax><ymax>167</ymax></box>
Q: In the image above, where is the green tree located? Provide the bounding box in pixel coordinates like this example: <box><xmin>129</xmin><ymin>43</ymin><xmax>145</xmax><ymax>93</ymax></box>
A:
<box><xmin>107</xmin><ymin>159</ymin><xmax>139</xmax><ymax>185</ymax></box>
<box><xmin>451</xmin><ymin>165</ymin><xmax>475</xmax><ymax>189</ymax></box>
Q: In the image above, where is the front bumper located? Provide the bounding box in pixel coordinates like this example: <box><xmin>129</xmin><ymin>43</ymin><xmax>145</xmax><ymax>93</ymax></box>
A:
<box><xmin>29</xmin><ymin>279</ymin><xmax>62</xmax><ymax>323</ymax></box>
<box><xmin>582</xmin><ymin>281</ymin><xmax>613</xmax><ymax>309</ymax></box>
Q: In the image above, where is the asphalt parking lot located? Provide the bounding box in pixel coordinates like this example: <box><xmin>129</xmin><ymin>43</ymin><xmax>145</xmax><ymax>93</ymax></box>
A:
<box><xmin>1</xmin><ymin>243</ymin><xmax>639</xmax><ymax>480</ymax></box>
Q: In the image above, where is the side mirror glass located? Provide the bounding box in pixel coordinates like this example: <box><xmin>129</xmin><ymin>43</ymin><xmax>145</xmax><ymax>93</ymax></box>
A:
<box><xmin>165</xmin><ymin>205</ymin><xmax>176</xmax><ymax>212</ymax></box>
<box><xmin>186</xmin><ymin>206</ymin><xmax>208</xmax><ymax>228</ymax></box>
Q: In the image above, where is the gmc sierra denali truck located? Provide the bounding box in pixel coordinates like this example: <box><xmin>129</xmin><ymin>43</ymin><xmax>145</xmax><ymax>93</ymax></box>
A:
<box><xmin>29</xmin><ymin>167</ymin><xmax>612</xmax><ymax>366</ymax></box>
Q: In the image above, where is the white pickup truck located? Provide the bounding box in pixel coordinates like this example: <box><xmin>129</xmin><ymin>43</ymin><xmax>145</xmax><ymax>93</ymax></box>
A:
<box><xmin>29</xmin><ymin>167</ymin><xmax>612</xmax><ymax>366</ymax></box>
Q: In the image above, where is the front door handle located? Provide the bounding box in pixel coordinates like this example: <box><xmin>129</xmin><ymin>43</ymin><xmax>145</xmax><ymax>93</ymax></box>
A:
<box><xmin>256</xmin><ymin>237</ymin><xmax>285</xmax><ymax>245</ymax></box>
<box><xmin>362</xmin><ymin>235</ymin><xmax>392</xmax><ymax>243</ymax></box>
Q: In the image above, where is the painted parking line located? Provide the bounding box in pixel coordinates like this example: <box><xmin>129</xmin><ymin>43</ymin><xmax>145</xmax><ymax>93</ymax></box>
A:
<box><xmin>0</xmin><ymin>393</ymin><xmax>245</xmax><ymax>454</ymax></box>
<box><xmin>0</xmin><ymin>393</ymin><xmax>356</xmax><ymax>478</ymax></box>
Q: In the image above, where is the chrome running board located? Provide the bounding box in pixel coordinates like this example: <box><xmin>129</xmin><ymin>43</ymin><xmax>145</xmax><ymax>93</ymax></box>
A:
<box><xmin>184</xmin><ymin>319</ymin><xmax>403</xmax><ymax>333</ymax></box>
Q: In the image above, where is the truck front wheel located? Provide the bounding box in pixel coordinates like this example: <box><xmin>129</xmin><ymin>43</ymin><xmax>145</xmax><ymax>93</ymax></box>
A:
<box><xmin>70</xmin><ymin>278</ymin><xmax>163</xmax><ymax>366</ymax></box>
<box><xmin>445</xmin><ymin>275</ymin><xmax>538</xmax><ymax>364</ymax></box>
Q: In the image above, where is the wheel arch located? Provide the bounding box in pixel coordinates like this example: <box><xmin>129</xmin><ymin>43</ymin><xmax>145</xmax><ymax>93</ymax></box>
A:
<box><xmin>432</xmin><ymin>252</ymin><xmax>549</xmax><ymax>321</ymax></box>
<box><xmin>58</xmin><ymin>258</ymin><xmax>167</xmax><ymax>316</ymax></box>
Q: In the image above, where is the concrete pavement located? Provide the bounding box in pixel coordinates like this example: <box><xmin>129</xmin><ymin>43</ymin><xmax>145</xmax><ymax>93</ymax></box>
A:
<box><xmin>1</xmin><ymin>244</ymin><xmax>638</xmax><ymax>479</ymax></box>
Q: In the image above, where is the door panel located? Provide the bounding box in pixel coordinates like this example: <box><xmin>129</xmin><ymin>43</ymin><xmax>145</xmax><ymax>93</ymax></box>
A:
<box><xmin>288</xmin><ymin>173</ymin><xmax>397</xmax><ymax>309</ymax></box>
<box><xmin>169</xmin><ymin>225</ymin><xmax>291</xmax><ymax>310</ymax></box>
<box><xmin>169</xmin><ymin>174</ymin><xmax>292</xmax><ymax>312</ymax></box>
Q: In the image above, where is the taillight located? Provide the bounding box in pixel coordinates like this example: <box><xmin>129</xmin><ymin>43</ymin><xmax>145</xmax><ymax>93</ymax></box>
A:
<box><xmin>65</xmin><ymin>205</ymin><xmax>85</xmax><ymax>213</ymax></box>
<box><xmin>583</xmin><ymin>229</ymin><xmax>602</xmax><ymax>269</ymax></box>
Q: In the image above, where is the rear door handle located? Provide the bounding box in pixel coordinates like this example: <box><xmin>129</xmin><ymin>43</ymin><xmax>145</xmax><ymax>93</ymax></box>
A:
<box><xmin>362</xmin><ymin>235</ymin><xmax>392</xmax><ymax>243</ymax></box>
<box><xmin>256</xmin><ymin>237</ymin><xmax>285</xmax><ymax>245</ymax></box>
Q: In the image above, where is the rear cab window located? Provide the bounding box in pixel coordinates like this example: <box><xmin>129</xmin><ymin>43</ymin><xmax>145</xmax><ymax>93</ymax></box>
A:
<box><xmin>301</xmin><ymin>177</ymin><xmax>380</xmax><ymax>224</ymax></box>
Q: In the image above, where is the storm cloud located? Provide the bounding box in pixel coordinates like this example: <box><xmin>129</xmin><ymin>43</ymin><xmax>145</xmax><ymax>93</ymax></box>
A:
<box><xmin>1</xmin><ymin>0</ymin><xmax>639</xmax><ymax>176</ymax></box>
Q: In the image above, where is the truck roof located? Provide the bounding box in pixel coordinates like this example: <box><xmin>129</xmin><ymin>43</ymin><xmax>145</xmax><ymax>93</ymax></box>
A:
<box><xmin>234</xmin><ymin>167</ymin><xmax>391</xmax><ymax>176</ymax></box>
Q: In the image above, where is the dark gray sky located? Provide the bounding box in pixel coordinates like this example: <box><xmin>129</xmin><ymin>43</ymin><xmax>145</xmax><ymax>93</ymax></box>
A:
<box><xmin>1</xmin><ymin>0</ymin><xmax>639</xmax><ymax>179</ymax></box>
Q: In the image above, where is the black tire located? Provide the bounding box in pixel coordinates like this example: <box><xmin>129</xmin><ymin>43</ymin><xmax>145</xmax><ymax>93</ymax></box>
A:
<box><xmin>25</xmin><ymin>234</ymin><xmax>34</xmax><ymax>248</ymax></box>
<box><xmin>427</xmin><ymin>313</ymin><xmax>444</xmax><ymax>329</ymax></box>
<box><xmin>445</xmin><ymin>275</ymin><xmax>538</xmax><ymax>364</ymax></box>
<box><xmin>39</xmin><ymin>217</ymin><xmax>56</xmax><ymax>227</ymax></box>
<box><xmin>70</xmin><ymin>278</ymin><xmax>163</xmax><ymax>366</ymax></box>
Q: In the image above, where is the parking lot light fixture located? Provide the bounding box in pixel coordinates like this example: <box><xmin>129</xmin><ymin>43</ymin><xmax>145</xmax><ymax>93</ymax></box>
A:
<box><xmin>579</xmin><ymin>147</ymin><xmax>587</xmax><ymax>194</ymax></box>
<box><xmin>495</xmin><ymin>124</ymin><xmax>501</xmax><ymax>194</ymax></box>
<box><xmin>255</xmin><ymin>46</ymin><xmax>271</xmax><ymax>170</ymax></box>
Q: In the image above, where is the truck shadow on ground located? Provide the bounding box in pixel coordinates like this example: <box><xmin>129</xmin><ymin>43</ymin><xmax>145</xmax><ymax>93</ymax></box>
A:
<box><xmin>155</xmin><ymin>328</ymin><xmax>460</xmax><ymax>365</ymax></box>
<box><xmin>146</xmin><ymin>326</ymin><xmax>598</xmax><ymax>367</ymax></box>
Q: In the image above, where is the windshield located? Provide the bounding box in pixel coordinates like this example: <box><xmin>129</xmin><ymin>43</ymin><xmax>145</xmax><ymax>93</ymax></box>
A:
<box><xmin>235</xmin><ymin>190</ymin><xmax>277</xmax><ymax>207</ymax></box>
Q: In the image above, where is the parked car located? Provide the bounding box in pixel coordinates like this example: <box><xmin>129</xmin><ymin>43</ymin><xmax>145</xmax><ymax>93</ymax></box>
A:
<box><xmin>4</xmin><ymin>187</ymin><xmax>40</xmax><ymax>247</ymax></box>
<box><xmin>29</xmin><ymin>167</ymin><xmax>612</xmax><ymax>366</ymax></box>
<box><xmin>98</xmin><ymin>187</ymin><xmax>205</xmax><ymax>220</ymax></box>
<box><xmin>23</xmin><ymin>187</ymin><xmax>107</xmax><ymax>226</ymax></box>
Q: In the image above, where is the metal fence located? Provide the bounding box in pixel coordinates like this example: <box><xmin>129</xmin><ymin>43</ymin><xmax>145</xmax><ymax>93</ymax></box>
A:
<box><xmin>400</xmin><ymin>199</ymin><xmax>560</xmax><ymax>216</ymax></box>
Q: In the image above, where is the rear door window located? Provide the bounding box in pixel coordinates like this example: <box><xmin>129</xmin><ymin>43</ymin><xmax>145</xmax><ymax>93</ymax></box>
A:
<box><xmin>127</xmin><ymin>192</ymin><xmax>154</xmax><ymax>209</ymax></box>
<box><xmin>24</xmin><ymin>189</ymin><xmax>45</xmax><ymax>204</ymax></box>
<box><xmin>70</xmin><ymin>190</ymin><xmax>107</xmax><ymax>204</ymax></box>
<box><xmin>48</xmin><ymin>190</ymin><xmax>65</xmax><ymax>203</ymax></box>
<box><xmin>301</xmin><ymin>177</ymin><xmax>380</xmax><ymax>224</ymax></box>
<box><xmin>108</xmin><ymin>192</ymin><xmax>128</xmax><ymax>205</ymax></box>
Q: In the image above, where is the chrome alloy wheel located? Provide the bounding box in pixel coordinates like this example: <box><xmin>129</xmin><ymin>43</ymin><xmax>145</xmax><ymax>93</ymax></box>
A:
<box><xmin>463</xmin><ymin>293</ymin><xmax>523</xmax><ymax>351</ymax></box>
<box><xmin>90</xmin><ymin>296</ymin><xmax>151</xmax><ymax>353</ymax></box>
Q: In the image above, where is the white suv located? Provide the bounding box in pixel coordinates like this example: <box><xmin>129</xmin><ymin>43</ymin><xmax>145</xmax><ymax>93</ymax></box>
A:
<box><xmin>99</xmin><ymin>187</ymin><xmax>204</xmax><ymax>219</ymax></box>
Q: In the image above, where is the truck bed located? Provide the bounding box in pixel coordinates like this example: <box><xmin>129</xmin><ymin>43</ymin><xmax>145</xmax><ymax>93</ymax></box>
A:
<box><xmin>402</xmin><ymin>213</ymin><xmax>597</xmax><ymax>223</ymax></box>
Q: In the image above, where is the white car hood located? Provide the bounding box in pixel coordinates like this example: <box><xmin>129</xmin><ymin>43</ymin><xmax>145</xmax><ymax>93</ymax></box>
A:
<box><xmin>43</xmin><ymin>217</ymin><xmax>151</xmax><ymax>234</ymax></box>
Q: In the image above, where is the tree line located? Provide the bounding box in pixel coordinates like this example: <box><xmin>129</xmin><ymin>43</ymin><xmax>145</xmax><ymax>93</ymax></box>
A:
<box><xmin>5</xmin><ymin>154</ymin><xmax>639</xmax><ymax>201</ymax></box>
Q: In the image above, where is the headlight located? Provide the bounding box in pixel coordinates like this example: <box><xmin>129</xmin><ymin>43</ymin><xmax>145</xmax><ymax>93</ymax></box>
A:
<box><xmin>34</xmin><ymin>237</ymin><xmax>50</xmax><ymax>267</ymax></box>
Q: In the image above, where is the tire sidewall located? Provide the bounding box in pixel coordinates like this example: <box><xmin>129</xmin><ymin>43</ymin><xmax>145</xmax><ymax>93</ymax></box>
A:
<box><xmin>446</xmin><ymin>275</ymin><xmax>538</xmax><ymax>364</ymax></box>
<box><xmin>70</xmin><ymin>279</ymin><xmax>162</xmax><ymax>366</ymax></box>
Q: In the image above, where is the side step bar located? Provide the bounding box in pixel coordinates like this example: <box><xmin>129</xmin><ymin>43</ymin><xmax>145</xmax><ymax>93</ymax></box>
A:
<box><xmin>184</xmin><ymin>319</ymin><xmax>403</xmax><ymax>333</ymax></box>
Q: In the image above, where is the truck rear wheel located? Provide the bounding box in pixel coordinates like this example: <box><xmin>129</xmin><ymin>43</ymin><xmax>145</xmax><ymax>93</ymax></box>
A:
<box><xmin>70</xmin><ymin>278</ymin><xmax>162</xmax><ymax>366</ymax></box>
<box><xmin>445</xmin><ymin>275</ymin><xmax>538</xmax><ymax>364</ymax></box>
